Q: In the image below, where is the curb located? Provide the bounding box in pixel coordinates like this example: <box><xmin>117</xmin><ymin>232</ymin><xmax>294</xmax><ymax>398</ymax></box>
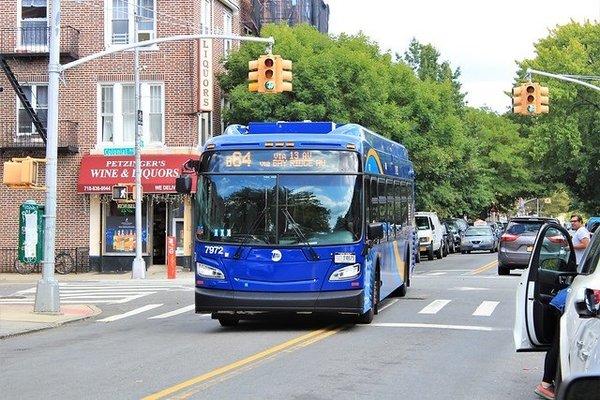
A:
<box><xmin>0</xmin><ymin>304</ymin><xmax>102</xmax><ymax>339</ymax></box>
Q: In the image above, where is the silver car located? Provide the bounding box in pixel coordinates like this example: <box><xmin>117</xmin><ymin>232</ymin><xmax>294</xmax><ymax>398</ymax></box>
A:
<box><xmin>460</xmin><ymin>226</ymin><xmax>498</xmax><ymax>253</ymax></box>
<box><xmin>498</xmin><ymin>217</ymin><xmax>558</xmax><ymax>275</ymax></box>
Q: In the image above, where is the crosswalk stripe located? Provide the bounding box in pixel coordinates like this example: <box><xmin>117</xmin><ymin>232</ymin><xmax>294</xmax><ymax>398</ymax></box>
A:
<box><xmin>148</xmin><ymin>305</ymin><xmax>195</xmax><ymax>319</ymax></box>
<box><xmin>97</xmin><ymin>304</ymin><xmax>163</xmax><ymax>322</ymax></box>
<box><xmin>472</xmin><ymin>301</ymin><xmax>500</xmax><ymax>316</ymax></box>
<box><xmin>419</xmin><ymin>300</ymin><xmax>451</xmax><ymax>314</ymax></box>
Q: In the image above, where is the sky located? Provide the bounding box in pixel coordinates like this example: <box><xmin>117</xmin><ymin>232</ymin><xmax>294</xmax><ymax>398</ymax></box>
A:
<box><xmin>326</xmin><ymin>0</ymin><xmax>600</xmax><ymax>113</ymax></box>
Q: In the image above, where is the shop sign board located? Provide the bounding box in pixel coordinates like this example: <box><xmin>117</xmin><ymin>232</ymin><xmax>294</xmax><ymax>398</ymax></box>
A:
<box><xmin>18</xmin><ymin>200</ymin><xmax>45</xmax><ymax>264</ymax></box>
<box><xmin>78</xmin><ymin>154</ymin><xmax>199</xmax><ymax>194</ymax></box>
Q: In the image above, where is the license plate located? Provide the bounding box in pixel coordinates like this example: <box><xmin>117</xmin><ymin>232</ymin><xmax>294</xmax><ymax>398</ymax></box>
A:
<box><xmin>473</xmin><ymin>244</ymin><xmax>479</xmax><ymax>248</ymax></box>
<box><xmin>527</xmin><ymin>246</ymin><xmax>533</xmax><ymax>252</ymax></box>
<box><xmin>334</xmin><ymin>253</ymin><xmax>356</xmax><ymax>264</ymax></box>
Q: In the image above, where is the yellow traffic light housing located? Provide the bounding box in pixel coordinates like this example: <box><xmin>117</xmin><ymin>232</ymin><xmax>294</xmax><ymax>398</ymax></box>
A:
<box><xmin>512</xmin><ymin>85</ymin><xmax>525</xmax><ymax>115</ymax></box>
<box><xmin>248</xmin><ymin>55</ymin><xmax>293</xmax><ymax>94</ymax></box>
<box><xmin>537</xmin><ymin>85</ymin><xmax>549</xmax><ymax>114</ymax></box>
<box><xmin>2</xmin><ymin>156</ymin><xmax>45</xmax><ymax>189</ymax></box>
<box><xmin>276</xmin><ymin>57</ymin><xmax>293</xmax><ymax>93</ymax></box>
<box><xmin>525</xmin><ymin>83</ymin><xmax>536</xmax><ymax>114</ymax></box>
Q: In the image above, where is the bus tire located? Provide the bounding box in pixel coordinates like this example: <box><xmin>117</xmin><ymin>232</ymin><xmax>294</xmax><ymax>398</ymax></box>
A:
<box><xmin>357</xmin><ymin>265</ymin><xmax>379</xmax><ymax>324</ymax></box>
<box><xmin>218</xmin><ymin>317</ymin><xmax>239</xmax><ymax>327</ymax></box>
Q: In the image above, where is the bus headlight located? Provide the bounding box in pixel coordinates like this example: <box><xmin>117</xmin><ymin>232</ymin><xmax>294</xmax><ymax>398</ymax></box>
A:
<box><xmin>329</xmin><ymin>264</ymin><xmax>360</xmax><ymax>281</ymax></box>
<box><xmin>196</xmin><ymin>263</ymin><xmax>225</xmax><ymax>279</ymax></box>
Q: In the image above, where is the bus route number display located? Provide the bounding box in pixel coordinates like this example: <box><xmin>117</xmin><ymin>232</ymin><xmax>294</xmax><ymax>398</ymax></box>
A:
<box><xmin>224</xmin><ymin>151</ymin><xmax>328</xmax><ymax>170</ymax></box>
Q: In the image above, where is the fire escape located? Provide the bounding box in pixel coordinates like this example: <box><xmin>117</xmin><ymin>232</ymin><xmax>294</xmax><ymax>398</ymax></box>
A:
<box><xmin>0</xmin><ymin>26</ymin><xmax>80</xmax><ymax>155</ymax></box>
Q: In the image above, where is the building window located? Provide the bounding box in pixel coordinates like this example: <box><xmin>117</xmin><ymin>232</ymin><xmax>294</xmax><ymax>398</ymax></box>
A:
<box><xmin>98</xmin><ymin>82</ymin><xmax>164</xmax><ymax>146</ymax></box>
<box><xmin>17</xmin><ymin>84</ymin><xmax>47</xmax><ymax>135</ymax></box>
<box><xmin>199</xmin><ymin>112</ymin><xmax>212</xmax><ymax>147</ymax></box>
<box><xmin>19</xmin><ymin>0</ymin><xmax>48</xmax><ymax>47</ymax></box>
<box><xmin>107</xmin><ymin>0</ymin><xmax>156</xmax><ymax>46</ymax></box>
<box><xmin>201</xmin><ymin>0</ymin><xmax>212</xmax><ymax>33</ymax></box>
<box><xmin>220</xmin><ymin>97</ymin><xmax>230</xmax><ymax>134</ymax></box>
<box><xmin>223</xmin><ymin>12</ymin><xmax>233</xmax><ymax>57</ymax></box>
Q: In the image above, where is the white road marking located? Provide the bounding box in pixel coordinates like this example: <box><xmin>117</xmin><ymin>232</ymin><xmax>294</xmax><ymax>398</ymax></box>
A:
<box><xmin>366</xmin><ymin>323</ymin><xmax>503</xmax><ymax>331</ymax></box>
<box><xmin>97</xmin><ymin>304</ymin><xmax>163</xmax><ymax>322</ymax></box>
<box><xmin>418</xmin><ymin>300</ymin><xmax>451</xmax><ymax>314</ymax></box>
<box><xmin>377</xmin><ymin>299</ymin><xmax>399</xmax><ymax>312</ymax></box>
<box><xmin>425</xmin><ymin>272</ymin><xmax>447</xmax><ymax>276</ymax></box>
<box><xmin>472</xmin><ymin>301</ymin><xmax>500</xmax><ymax>317</ymax></box>
<box><xmin>449</xmin><ymin>287</ymin><xmax>490</xmax><ymax>291</ymax></box>
<box><xmin>148</xmin><ymin>305</ymin><xmax>195</xmax><ymax>319</ymax></box>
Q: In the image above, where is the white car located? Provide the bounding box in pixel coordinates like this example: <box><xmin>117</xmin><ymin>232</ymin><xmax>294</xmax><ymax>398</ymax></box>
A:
<box><xmin>415</xmin><ymin>212</ymin><xmax>444</xmax><ymax>261</ymax></box>
<box><xmin>514</xmin><ymin>222</ymin><xmax>600</xmax><ymax>385</ymax></box>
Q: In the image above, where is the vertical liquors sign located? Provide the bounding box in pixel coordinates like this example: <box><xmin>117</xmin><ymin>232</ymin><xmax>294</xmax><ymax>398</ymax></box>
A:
<box><xmin>200</xmin><ymin>38</ymin><xmax>213</xmax><ymax>111</ymax></box>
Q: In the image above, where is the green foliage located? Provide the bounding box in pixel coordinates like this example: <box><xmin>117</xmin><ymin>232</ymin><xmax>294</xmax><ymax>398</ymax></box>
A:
<box><xmin>515</xmin><ymin>21</ymin><xmax>600</xmax><ymax>213</ymax></box>
<box><xmin>219</xmin><ymin>24</ymin><xmax>536</xmax><ymax>218</ymax></box>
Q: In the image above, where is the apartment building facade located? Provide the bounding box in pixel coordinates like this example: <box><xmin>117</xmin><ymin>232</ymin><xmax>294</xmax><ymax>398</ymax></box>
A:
<box><xmin>240</xmin><ymin>0</ymin><xmax>329</xmax><ymax>35</ymax></box>
<box><xmin>0</xmin><ymin>0</ymin><xmax>240</xmax><ymax>272</ymax></box>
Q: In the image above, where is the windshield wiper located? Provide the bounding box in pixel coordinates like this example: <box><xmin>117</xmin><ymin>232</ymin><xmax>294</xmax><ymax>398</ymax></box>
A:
<box><xmin>233</xmin><ymin>205</ymin><xmax>269</xmax><ymax>259</ymax></box>
<box><xmin>281</xmin><ymin>208</ymin><xmax>320</xmax><ymax>261</ymax></box>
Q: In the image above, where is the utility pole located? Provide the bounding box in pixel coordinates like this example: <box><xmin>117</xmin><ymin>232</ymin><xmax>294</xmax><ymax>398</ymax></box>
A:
<box><xmin>132</xmin><ymin>3</ymin><xmax>146</xmax><ymax>279</ymax></box>
<box><xmin>34</xmin><ymin>0</ymin><xmax>60</xmax><ymax>312</ymax></box>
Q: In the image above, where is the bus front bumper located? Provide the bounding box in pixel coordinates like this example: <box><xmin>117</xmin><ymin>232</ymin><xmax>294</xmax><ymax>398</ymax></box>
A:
<box><xmin>195</xmin><ymin>287</ymin><xmax>365</xmax><ymax>314</ymax></box>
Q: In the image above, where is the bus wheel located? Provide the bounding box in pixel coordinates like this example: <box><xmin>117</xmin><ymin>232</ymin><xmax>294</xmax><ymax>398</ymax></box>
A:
<box><xmin>357</xmin><ymin>268</ymin><xmax>379</xmax><ymax>324</ymax></box>
<box><xmin>218</xmin><ymin>317</ymin><xmax>239</xmax><ymax>327</ymax></box>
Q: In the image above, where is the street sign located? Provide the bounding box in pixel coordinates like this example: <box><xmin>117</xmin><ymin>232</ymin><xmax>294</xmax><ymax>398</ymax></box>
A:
<box><xmin>104</xmin><ymin>148</ymin><xmax>135</xmax><ymax>156</ymax></box>
<box><xmin>137</xmin><ymin>110</ymin><xmax>143</xmax><ymax>126</ymax></box>
<box><xmin>18</xmin><ymin>200</ymin><xmax>45</xmax><ymax>264</ymax></box>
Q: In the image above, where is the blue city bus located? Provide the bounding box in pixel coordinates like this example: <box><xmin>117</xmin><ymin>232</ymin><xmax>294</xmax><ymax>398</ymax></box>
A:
<box><xmin>177</xmin><ymin>121</ymin><xmax>416</xmax><ymax>326</ymax></box>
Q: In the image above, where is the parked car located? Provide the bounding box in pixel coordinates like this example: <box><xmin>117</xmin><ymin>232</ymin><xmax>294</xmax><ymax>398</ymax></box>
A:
<box><xmin>443</xmin><ymin>220</ymin><xmax>460</xmax><ymax>253</ymax></box>
<box><xmin>453</xmin><ymin>218</ymin><xmax>469</xmax><ymax>234</ymax></box>
<box><xmin>498</xmin><ymin>216</ymin><xmax>559</xmax><ymax>275</ymax></box>
<box><xmin>415</xmin><ymin>212</ymin><xmax>444</xmax><ymax>260</ymax></box>
<box><xmin>514</xmin><ymin>222</ymin><xmax>600</xmax><ymax>389</ymax></box>
<box><xmin>460</xmin><ymin>226</ymin><xmax>498</xmax><ymax>253</ymax></box>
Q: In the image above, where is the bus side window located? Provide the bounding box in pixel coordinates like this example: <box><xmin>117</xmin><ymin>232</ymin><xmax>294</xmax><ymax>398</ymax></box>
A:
<box><xmin>387</xmin><ymin>179</ymin><xmax>395</xmax><ymax>239</ymax></box>
<box><xmin>370</xmin><ymin>177</ymin><xmax>378</xmax><ymax>224</ymax></box>
<box><xmin>394</xmin><ymin>181</ymin><xmax>402</xmax><ymax>237</ymax></box>
<box><xmin>378</xmin><ymin>178</ymin><xmax>387</xmax><ymax>241</ymax></box>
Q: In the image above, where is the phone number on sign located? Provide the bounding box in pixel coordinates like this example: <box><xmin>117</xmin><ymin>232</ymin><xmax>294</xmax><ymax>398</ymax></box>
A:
<box><xmin>82</xmin><ymin>185</ymin><xmax>112</xmax><ymax>192</ymax></box>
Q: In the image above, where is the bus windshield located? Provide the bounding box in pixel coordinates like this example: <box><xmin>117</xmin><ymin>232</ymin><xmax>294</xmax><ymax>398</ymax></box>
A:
<box><xmin>198</xmin><ymin>174</ymin><xmax>362</xmax><ymax>246</ymax></box>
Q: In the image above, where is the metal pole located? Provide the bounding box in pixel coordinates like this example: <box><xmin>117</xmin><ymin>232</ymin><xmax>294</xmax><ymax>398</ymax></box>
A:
<box><xmin>34</xmin><ymin>0</ymin><xmax>60</xmax><ymax>312</ymax></box>
<box><xmin>537</xmin><ymin>199</ymin><xmax>540</xmax><ymax>216</ymax></box>
<box><xmin>132</xmin><ymin>3</ymin><xmax>146</xmax><ymax>279</ymax></box>
<box><xmin>527</xmin><ymin>68</ymin><xmax>600</xmax><ymax>92</ymax></box>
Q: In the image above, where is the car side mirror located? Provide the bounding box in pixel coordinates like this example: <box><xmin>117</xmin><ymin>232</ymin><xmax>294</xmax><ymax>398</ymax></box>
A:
<box><xmin>368</xmin><ymin>223</ymin><xmax>384</xmax><ymax>240</ymax></box>
<box><xmin>558</xmin><ymin>374</ymin><xmax>600</xmax><ymax>400</ymax></box>
<box><xmin>575</xmin><ymin>289</ymin><xmax>600</xmax><ymax>319</ymax></box>
<box><xmin>176</xmin><ymin>175</ymin><xmax>192</xmax><ymax>194</ymax></box>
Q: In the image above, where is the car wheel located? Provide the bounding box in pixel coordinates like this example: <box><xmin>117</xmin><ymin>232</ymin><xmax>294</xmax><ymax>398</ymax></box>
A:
<box><xmin>498</xmin><ymin>264</ymin><xmax>510</xmax><ymax>275</ymax></box>
<box><xmin>428</xmin><ymin>245</ymin><xmax>434</xmax><ymax>261</ymax></box>
<box><xmin>435</xmin><ymin>244</ymin><xmax>443</xmax><ymax>259</ymax></box>
<box><xmin>415</xmin><ymin>250</ymin><xmax>421</xmax><ymax>263</ymax></box>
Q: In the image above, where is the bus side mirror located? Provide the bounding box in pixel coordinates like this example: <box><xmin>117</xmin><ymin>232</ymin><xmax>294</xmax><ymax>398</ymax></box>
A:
<box><xmin>368</xmin><ymin>223</ymin><xmax>384</xmax><ymax>240</ymax></box>
<box><xmin>176</xmin><ymin>175</ymin><xmax>192</xmax><ymax>194</ymax></box>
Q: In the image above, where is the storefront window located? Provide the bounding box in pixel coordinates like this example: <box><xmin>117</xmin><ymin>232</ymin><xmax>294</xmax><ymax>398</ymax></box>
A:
<box><xmin>104</xmin><ymin>200</ymin><xmax>148</xmax><ymax>254</ymax></box>
<box><xmin>170</xmin><ymin>198</ymin><xmax>185</xmax><ymax>256</ymax></box>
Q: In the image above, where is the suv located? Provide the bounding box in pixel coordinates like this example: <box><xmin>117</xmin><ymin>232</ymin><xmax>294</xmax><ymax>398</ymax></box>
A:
<box><xmin>498</xmin><ymin>216</ymin><xmax>559</xmax><ymax>275</ymax></box>
<box><xmin>416</xmin><ymin>212</ymin><xmax>445</xmax><ymax>260</ymax></box>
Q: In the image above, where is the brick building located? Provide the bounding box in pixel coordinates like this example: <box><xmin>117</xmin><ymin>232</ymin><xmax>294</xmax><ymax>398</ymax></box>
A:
<box><xmin>240</xmin><ymin>0</ymin><xmax>329</xmax><ymax>35</ymax></box>
<box><xmin>0</xmin><ymin>0</ymin><xmax>241</xmax><ymax>272</ymax></box>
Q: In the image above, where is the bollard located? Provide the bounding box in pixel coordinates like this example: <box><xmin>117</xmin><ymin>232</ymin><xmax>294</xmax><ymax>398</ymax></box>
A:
<box><xmin>167</xmin><ymin>236</ymin><xmax>176</xmax><ymax>279</ymax></box>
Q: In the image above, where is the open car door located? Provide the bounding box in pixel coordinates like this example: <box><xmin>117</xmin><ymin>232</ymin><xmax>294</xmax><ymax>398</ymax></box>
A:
<box><xmin>514</xmin><ymin>223</ymin><xmax>577</xmax><ymax>351</ymax></box>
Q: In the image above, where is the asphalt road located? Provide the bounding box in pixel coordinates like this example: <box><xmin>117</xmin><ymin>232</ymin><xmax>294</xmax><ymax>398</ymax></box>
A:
<box><xmin>0</xmin><ymin>252</ymin><xmax>545</xmax><ymax>400</ymax></box>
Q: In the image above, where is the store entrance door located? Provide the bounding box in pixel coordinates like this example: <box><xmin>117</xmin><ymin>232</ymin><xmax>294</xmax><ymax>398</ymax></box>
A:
<box><xmin>153</xmin><ymin>202</ymin><xmax>167</xmax><ymax>265</ymax></box>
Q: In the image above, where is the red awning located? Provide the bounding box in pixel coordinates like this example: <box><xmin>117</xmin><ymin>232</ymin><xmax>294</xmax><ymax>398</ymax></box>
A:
<box><xmin>77</xmin><ymin>154</ymin><xmax>199</xmax><ymax>194</ymax></box>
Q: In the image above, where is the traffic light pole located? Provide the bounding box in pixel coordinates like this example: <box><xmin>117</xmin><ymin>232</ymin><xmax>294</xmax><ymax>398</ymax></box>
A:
<box><xmin>34</xmin><ymin>0</ymin><xmax>61</xmax><ymax>312</ymax></box>
<box><xmin>526</xmin><ymin>68</ymin><xmax>600</xmax><ymax>92</ymax></box>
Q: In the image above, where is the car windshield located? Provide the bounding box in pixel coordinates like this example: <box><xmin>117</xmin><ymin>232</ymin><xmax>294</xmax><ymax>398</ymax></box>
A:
<box><xmin>506</xmin><ymin>221</ymin><xmax>544</xmax><ymax>236</ymax></box>
<box><xmin>465</xmin><ymin>228</ymin><xmax>492</xmax><ymax>236</ymax></box>
<box><xmin>416</xmin><ymin>216</ymin><xmax>431</xmax><ymax>230</ymax></box>
<box><xmin>196</xmin><ymin>174</ymin><xmax>362</xmax><ymax>246</ymax></box>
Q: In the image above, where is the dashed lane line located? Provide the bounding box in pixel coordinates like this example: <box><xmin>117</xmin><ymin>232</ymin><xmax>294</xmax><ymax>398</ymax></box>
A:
<box><xmin>97</xmin><ymin>304</ymin><xmax>163</xmax><ymax>322</ymax></box>
<box><xmin>148</xmin><ymin>305</ymin><xmax>195</xmax><ymax>319</ymax></box>
<box><xmin>472</xmin><ymin>301</ymin><xmax>500</xmax><ymax>317</ymax></box>
<box><xmin>418</xmin><ymin>299</ymin><xmax>451</xmax><ymax>314</ymax></box>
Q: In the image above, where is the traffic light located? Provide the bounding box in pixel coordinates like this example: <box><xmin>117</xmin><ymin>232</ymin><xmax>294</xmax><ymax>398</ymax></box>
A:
<box><xmin>248</xmin><ymin>55</ymin><xmax>293</xmax><ymax>93</ymax></box>
<box><xmin>512</xmin><ymin>83</ymin><xmax>549</xmax><ymax>115</ymax></box>
<box><xmin>2</xmin><ymin>156</ymin><xmax>45</xmax><ymax>189</ymax></box>
<box><xmin>275</xmin><ymin>57</ymin><xmax>293</xmax><ymax>92</ymax></box>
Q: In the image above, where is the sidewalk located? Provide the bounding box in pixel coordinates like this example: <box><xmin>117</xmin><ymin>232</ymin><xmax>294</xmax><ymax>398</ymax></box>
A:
<box><xmin>0</xmin><ymin>304</ymin><xmax>101</xmax><ymax>338</ymax></box>
<box><xmin>0</xmin><ymin>264</ymin><xmax>194</xmax><ymax>283</ymax></box>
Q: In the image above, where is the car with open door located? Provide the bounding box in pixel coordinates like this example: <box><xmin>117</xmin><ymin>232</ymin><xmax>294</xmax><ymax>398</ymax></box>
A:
<box><xmin>514</xmin><ymin>222</ymin><xmax>600</xmax><ymax>385</ymax></box>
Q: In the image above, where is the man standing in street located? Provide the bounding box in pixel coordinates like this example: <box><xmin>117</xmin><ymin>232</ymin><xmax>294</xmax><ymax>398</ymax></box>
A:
<box><xmin>570</xmin><ymin>214</ymin><xmax>590</xmax><ymax>265</ymax></box>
